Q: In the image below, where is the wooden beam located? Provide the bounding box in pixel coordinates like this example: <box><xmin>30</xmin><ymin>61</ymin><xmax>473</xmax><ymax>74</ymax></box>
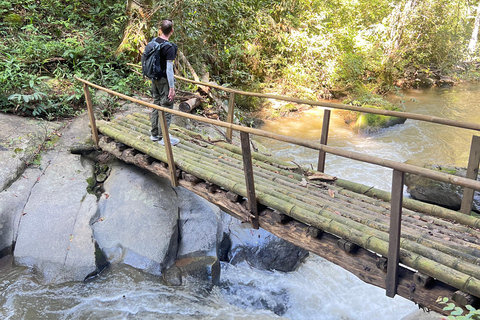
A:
<box><xmin>83</xmin><ymin>83</ymin><xmax>99</xmax><ymax>149</ymax></box>
<box><xmin>386</xmin><ymin>169</ymin><xmax>405</xmax><ymax>298</ymax></box>
<box><xmin>240</xmin><ymin>131</ymin><xmax>259</xmax><ymax>229</ymax></box>
<box><xmin>226</xmin><ymin>92</ymin><xmax>235</xmax><ymax>142</ymax></box>
<box><xmin>158</xmin><ymin>111</ymin><xmax>178</xmax><ymax>187</ymax></box>
<box><xmin>461</xmin><ymin>135</ymin><xmax>480</xmax><ymax>214</ymax></box>
<box><xmin>317</xmin><ymin>109</ymin><xmax>331</xmax><ymax>172</ymax></box>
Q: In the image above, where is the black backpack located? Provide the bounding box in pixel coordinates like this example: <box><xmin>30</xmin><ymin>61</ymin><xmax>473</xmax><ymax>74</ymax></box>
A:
<box><xmin>141</xmin><ymin>39</ymin><xmax>170</xmax><ymax>80</ymax></box>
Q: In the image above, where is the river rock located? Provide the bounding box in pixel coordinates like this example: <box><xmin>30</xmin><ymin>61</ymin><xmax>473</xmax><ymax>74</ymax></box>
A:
<box><xmin>93</xmin><ymin>161</ymin><xmax>179</xmax><ymax>276</ymax></box>
<box><xmin>162</xmin><ymin>187</ymin><xmax>222</xmax><ymax>285</ymax></box>
<box><xmin>223</xmin><ymin>214</ymin><xmax>309</xmax><ymax>272</ymax></box>
<box><xmin>13</xmin><ymin>151</ymin><xmax>98</xmax><ymax>283</ymax></box>
<box><xmin>7</xmin><ymin>114</ymin><xmax>99</xmax><ymax>284</ymax></box>
<box><xmin>405</xmin><ymin>160</ymin><xmax>480</xmax><ymax>212</ymax></box>
<box><xmin>0</xmin><ymin>112</ymin><xmax>62</xmax><ymax>192</ymax></box>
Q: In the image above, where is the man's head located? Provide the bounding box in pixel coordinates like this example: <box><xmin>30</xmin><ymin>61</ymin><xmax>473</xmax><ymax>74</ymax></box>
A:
<box><xmin>160</xmin><ymin>19</ymin><xmax>173</xmax><ymax>37</ymax></box>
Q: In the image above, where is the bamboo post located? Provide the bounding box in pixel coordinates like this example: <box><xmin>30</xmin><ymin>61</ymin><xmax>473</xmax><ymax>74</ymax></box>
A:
<box><xmin>386</xmin><ymin>169</ymin><xmax>405</xmax><ymax>298</ymax></box>
<box><xmin>317</xmin><ymin>109</ymin><xmax>331</xmax><ymax>172</ymax></box>
<box><xmin>159</xmin><ymin>111</ymin><xmax>178</xmax><ymax>187</ymax></box>
<box><xmin>460</xmin><ymin>135</ymin><xmax>480</xmax><ymax>214</ymax></box>
<box><xmin>240</xmin><ymin>131</ymin><xmax>259</xmax><ymax>229</ymax></box>
<box><xmin>226</xmin><ymin>92</ymin><xmax>235</xmax><ymax>142</ymax></box>
<box><xmin>83</xmin><ymin>83</ymin><xmax>99</xmax><ymax>149</ymax></box>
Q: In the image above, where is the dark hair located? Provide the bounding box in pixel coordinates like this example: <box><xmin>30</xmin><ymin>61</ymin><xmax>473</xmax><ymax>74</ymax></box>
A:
<box><xmin>160</xmin><ymin>19</ymin><xmax>173</xmax><ymax>36</ymax></box>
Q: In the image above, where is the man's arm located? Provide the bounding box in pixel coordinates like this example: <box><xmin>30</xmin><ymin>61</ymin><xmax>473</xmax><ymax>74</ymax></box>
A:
<box><xmin>166</xmin><ymin>60</ymin><xmax>175</xmax><ymax>101</ymax></box>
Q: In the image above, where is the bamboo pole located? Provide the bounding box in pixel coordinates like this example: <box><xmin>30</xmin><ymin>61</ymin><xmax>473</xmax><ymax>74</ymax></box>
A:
<box><xmin>335</xmin><ymin>178</ymin><xmax>480</xmax><ymax>229</ymax></box>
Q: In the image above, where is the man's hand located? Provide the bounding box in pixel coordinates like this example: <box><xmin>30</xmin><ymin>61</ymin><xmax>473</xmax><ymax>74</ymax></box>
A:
<box><xmin>168</xmin><ymin>88</ymin><xmax>175</xmax><ymax>101</ymax></box>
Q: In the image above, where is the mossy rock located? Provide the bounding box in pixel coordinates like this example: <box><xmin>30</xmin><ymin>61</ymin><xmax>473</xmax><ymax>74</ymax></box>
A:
<box><xmin>352</xmin><ymin>105</ymin><xmax>406</xmax><ymax>133</ymax></box>
<box><xmin>404</xmin><ymin>160</ymin><xmax>480</xmax><ymax>213</ymax></box>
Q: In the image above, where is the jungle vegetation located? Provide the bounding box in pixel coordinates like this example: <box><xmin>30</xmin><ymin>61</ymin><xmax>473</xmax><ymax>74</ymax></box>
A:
<box><xmin>2</xmin><ymin>0</ymin><xmax>480</xmax><ymax>119</ymax></box>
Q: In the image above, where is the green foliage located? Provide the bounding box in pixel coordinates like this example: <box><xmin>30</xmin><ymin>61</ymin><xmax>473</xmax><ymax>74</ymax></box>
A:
<box><xmin>2</xmin><ymin>0</ymin><xmax>479</xmax><ymax>118</ymax></box>
<box><xmin>0</xmin><ymin>0</ymin><xmax>138</xmax><ymax>118</ymax></box>
<box><xmin>437</xmin><ymin>297</ymin><xmax>480</xmax><ymax>320</ymax></box>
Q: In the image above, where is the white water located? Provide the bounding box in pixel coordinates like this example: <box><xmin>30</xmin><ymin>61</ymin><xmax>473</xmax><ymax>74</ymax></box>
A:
<box><xmin>4</xmin><ymin>84</ymin><xmax>479</xmax><ymax>319</ymax></box>
<box><xmin>0</xmin><ymin>256</ymin><xmax>415</xmax><ymax>319</ymax></box>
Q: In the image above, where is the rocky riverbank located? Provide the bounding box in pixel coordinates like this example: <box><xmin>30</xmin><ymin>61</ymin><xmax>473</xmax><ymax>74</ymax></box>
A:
<box><xmin>0</xmin><ymin>110</ymin><xmax>306</xmax><ymax>295</ymax></box>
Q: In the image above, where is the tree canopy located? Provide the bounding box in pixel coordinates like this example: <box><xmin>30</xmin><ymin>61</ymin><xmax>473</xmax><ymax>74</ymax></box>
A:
<box><xmin>2</xmin><ymin>0</ymin><xmax>480</xmax><ymax>117</ymax></box>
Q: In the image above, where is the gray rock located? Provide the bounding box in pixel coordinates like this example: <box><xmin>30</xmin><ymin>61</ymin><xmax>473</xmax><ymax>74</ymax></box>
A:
<box><xmin>223</xmin><ymin>214</ymin><xmax>308</xmax><ymax>272</ymax></box>
<box><xmin>164</xmin><ymin>187</ymin><xmax>223</xmax><ymax>285</ymax></box>
<box><xmin>13</xmin><ymin>152</ymin><xmax>98</xmax><ymax>283</ymax></box>
<box><xmin>0</xmin><ymin>166</ymin><xmax>45</xmax><ymax>255</ymax></box>
<box><xmin>405</xmin><ymin>161</ymin><xmax>480</xmax><ymax>212</ymax></box>
<box><xmin>0</xmin><ymin>112</ymin><xmax>62</xmax><ymax>192</ymax></box>
<box><xmin>93</xmin><ymin>162</ymin><xmax>179</xmax><ymax>275</ymax></box>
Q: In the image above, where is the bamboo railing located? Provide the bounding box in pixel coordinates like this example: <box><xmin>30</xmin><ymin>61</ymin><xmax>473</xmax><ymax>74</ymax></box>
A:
<box><xmin>75</xmin><ymin>76</ymin><xmax>480</xmax><ymax>299</ymax></box>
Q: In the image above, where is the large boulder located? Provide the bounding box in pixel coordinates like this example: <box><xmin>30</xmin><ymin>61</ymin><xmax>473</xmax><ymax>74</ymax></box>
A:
<box><xmin>222</xmin><ymin>214</ymin><xmax>309</xmax><ymax>272</ymax></box>
<box><xmin>93</xmin><ymin>162</ymin><xmax>179</xmax><ymax>276</ymax></box>
<box><xmin>405</xmin><ymin>160</ymin><xmax>480</xmax><ymax>212</ymax></box>
<box><xmin>13</xmin><ymin>152</ymin><xmax>98</xmax><ymax>283</ymax></box>
<box><xmin>10</xmin><ymin>114</ymin><xmax>99</xmax><ymax>284</ymax></box>
<box><xmin>162</xmin><ymin>187</ymin><xmax>223</xmax><ymax>285</ymax></box>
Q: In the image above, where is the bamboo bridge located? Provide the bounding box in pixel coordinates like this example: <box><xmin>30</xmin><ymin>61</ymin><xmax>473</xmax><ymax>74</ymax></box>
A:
<box><xmin>75</xmin><ymin>76</ymin><xmax>480</xmax><ymax>315</ymax></box>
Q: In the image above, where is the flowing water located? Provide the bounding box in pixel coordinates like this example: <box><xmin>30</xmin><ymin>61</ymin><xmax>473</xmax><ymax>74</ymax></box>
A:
<box><xmin>3</xmin><ymin>84</ymin><xmax>480</xmax><ymax>319</ymax></box>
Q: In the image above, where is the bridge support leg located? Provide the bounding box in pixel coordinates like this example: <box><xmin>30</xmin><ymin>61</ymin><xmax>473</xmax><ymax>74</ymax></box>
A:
<box><xmin>460</xmin><ymin>135</ymin><xmax>480</xmax><ymax>214</ymax></box>
<box><xmin>386</xmin><ymin>169</ymin><xmax>404</xmax><ymax>298</ymax></box>
<box><xmin>317</xmin><ymin>109</ymin><xmax>331</xmax><ymax>173</ymax></box>
<box><xmin>159</xmin><ymin>110</ymin><xmax>179</xmax><ymax>187</ymax></box>
<box><xmin>83</xmin><ymin>83</ymin><xmax>99</xmax><ymax>149</ymax></box>
<box><xmin>240</xmin><ymin>132</ymin><xmax>259</xmax><ymax>229</ymax></box>
<box><xmin>226</xmin><ymin>93</ymin><xmax>235</xmax><ymax>142</ymax></box>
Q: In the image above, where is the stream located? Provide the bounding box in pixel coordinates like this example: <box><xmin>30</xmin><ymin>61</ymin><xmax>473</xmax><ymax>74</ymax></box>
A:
<box><xmin>3</xmin><ymin>83</ymin><xmax>480</xmax><ymax>319</ymax></box>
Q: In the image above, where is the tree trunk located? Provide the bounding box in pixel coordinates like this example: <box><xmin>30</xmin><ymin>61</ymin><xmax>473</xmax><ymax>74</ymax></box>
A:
<box><xmin>115</xmin><ymin>0</ymin><xmax>159</xmax><ymax>61</ymax></box>
<box><xmin>384</xmin><ymin>0</ymin><xmax>419</xmax><ymax>60</ymax></box>
<box><xmin>468</xmin><ymin>2</ymin><xmax>480</xmax><ymax>55</ymax></box>
<box><xmin>179</xmin><ymin>98</ymin><xmax>202</xmax><ymax>113</ymax></box>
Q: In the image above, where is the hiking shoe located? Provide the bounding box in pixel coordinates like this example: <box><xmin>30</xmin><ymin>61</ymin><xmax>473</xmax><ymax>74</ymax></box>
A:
<box><xmin>150</xmin><ymin>135</ymin><xmax>160</xmax><ymax>141</ymax></box>
<box><xmin>158</xmin><ymin>134</ymin><xmax>180</xmax><ymax>146</ymax></box>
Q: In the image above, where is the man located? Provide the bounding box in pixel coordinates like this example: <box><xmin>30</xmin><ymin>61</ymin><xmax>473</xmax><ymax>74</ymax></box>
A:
<box><xmin>149</xmin><ymin>19</ymin><xmax>179</xmax><ymax>146</ymax></box>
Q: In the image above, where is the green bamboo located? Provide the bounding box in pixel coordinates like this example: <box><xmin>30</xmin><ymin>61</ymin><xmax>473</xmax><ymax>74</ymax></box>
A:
<box><xmin>335</xmin><ymin>178</ymin><xmax>480</xmax><ymax>229</ymax></box>
<box><xmin>110</xmin><ymin>118</ymin><xmax>480</xmax><ymax>249</ymax></box>
<box><xmin>109</xmin><ymin>118</ymin><xmax>480</xmax><ymax>259</ymax></box>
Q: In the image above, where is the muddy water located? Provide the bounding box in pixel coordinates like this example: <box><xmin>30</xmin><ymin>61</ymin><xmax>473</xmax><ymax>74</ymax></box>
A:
<box><xmin>257</xmin><ymin>83</ymin><xmax>480</xmax><ymax>191</ymax></box>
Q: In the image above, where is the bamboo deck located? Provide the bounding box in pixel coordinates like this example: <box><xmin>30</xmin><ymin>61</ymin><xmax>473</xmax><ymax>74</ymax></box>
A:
<box><xmin>96</xmin><ymin>112</ymin><xmax>480</xmax><ymax>314</ymax></box>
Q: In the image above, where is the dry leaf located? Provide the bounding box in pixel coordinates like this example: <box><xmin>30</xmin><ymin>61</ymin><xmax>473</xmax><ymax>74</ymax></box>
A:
<box><xmin>308</xmin><ymin>173</ymin><xmax>337</xmax><ymax>181</ymax></box>
<box><xmin>328</xmin><ymin>189</ymin><xmax>335</xmax><ymax>198</ymax></box>
<box><xmin>299</xmin><ymin>178</ymin><xmax>308</xmax><ymax>187</ymax></box>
